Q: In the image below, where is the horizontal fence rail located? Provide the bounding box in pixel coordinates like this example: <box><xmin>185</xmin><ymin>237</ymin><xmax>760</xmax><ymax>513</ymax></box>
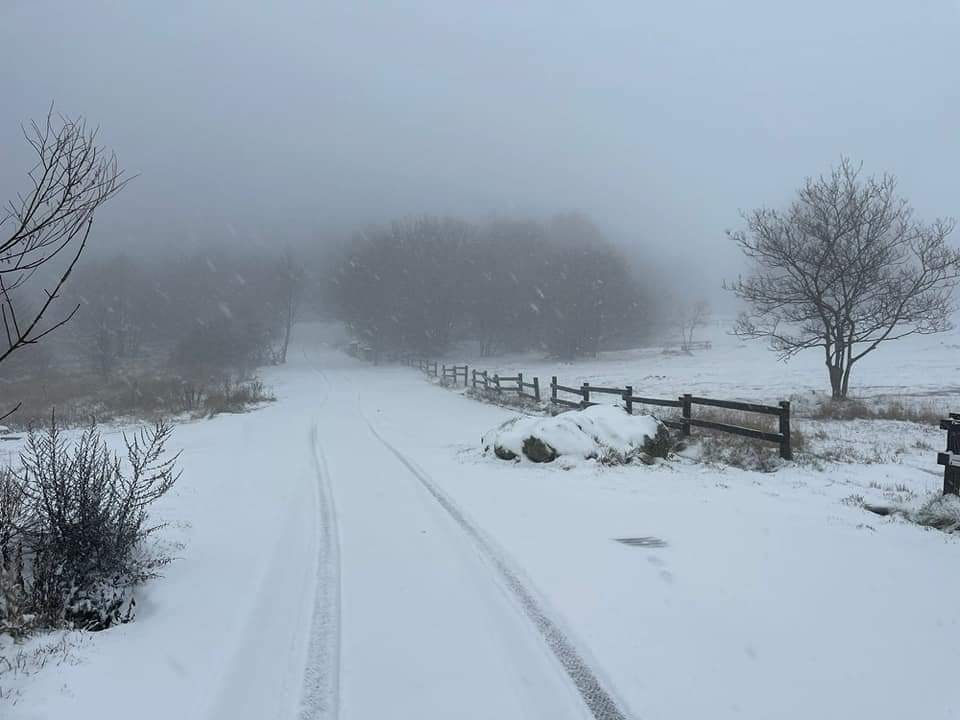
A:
<box><xmin>681</xmin><ymin>394</ymin><xmax>791</xmax><ymax>460</ymax></box>
<box><xmin>687</xmin><ymin>396</ymin><xmax>784</xmax><ymax>416</ymax></box>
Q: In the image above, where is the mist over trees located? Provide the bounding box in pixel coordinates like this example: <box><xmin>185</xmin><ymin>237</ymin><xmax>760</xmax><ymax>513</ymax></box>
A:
<box><xmin>62</xmin><ymin>249</ymin><xmax>301</xmax><ymax>381</ymax></box>
<box><xmin>326</xmin><ymin>213</ymin><xmax>651</xmax><ymax>360</ymax></box>
<box><xmin>1</xmin><ymin>204</ymin><xmax>660</xmax><ymax>425</ymax></box>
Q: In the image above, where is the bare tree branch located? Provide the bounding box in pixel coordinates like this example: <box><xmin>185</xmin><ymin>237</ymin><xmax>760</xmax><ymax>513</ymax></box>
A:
<box><xmin>0</xmin><ymin>108</ymin><xmax>129</xmax><ymax>375</ymax></box>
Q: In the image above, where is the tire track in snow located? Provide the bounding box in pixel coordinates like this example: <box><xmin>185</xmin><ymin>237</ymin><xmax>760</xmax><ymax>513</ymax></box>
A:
<box><xmin>362</xmin><ymin>418</ymin><xmax>633</xmax><ymax>720</ymax></box>
<box><xmin>300</xmin><ymin>370</ymin><xmax>341</xmax><ymax>720</ymax></box>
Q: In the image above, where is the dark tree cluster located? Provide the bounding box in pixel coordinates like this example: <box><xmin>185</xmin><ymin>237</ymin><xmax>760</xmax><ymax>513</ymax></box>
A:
<box><xmin>33</xmin><ymin>247</ymin><xmax>303</xmax><ymax>383</ymax></box>
<box><xmin>0</xmin><ymin>242</ymin><xmax>301</xmax><ymax>426</ymax></box>
<box><xmin>326</xmin><ymin>213</ymin><xmax>649</xmax><ymax>359</ymax></box>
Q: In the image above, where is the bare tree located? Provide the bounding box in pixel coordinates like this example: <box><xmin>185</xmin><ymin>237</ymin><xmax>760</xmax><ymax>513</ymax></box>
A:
<box><xmin>678</xmin><ymin>298</ymin><xmax>710</xmax><ymax>352</ymax></box>
<box><xmin>728</xmin><ymin>158</ymin><xmax>960</xmax><ymax>400</ymax></box>
<box><xmin>277</xmin><ymin>247</ymin><xmax>301</xmax><ymax>364</ymax></box>
<box><xmin>0</xmin><ymin>109</ymin><xmax>128</xmax><ymax>410</ymax></box>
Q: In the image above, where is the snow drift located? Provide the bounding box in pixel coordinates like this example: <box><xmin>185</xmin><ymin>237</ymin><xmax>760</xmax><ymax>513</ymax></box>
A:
<box><xmin>482</xmin><ymin>405</ymin><xmax>670</xmax><ymax>464</ymax></box>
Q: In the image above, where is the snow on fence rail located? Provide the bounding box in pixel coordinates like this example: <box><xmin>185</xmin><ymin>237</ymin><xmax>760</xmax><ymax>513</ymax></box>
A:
<box><xmin>937</xmin><ymin>412</ymin><xmax>960</xmax><ymax>495</ymax></box>
<box><xmin>402</xmin><ymin>355</ymin><xmax>793</xmax><ymax>459</ymax></box>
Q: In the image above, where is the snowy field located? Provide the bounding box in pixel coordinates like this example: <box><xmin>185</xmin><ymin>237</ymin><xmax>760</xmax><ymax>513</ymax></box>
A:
<box><xmin>454</xmin><ymin>319</ymin><xmax>960</xmax><ymax>476</ymax></box>
<box><xmin>451</xmin><ymin>318</ymin><xmax>960</xmax><ymax>409</ymax></box>
<box><xmin>3</xmin><ymin>321</ymin><xmax>959</xmax><ymax>719</ymax></box>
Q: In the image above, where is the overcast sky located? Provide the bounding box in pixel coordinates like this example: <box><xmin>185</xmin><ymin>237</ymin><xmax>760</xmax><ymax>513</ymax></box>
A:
<box><xmin>2</xmin><ymin>1</ymin><xmax>958</xmax><ymax>293</ymax></box>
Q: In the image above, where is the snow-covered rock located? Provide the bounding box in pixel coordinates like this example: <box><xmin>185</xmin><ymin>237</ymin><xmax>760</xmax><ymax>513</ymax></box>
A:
<box><xmin>482</xmin><ymin>404</ymin><xmax>669</xmax><ymax>463</ymax></box>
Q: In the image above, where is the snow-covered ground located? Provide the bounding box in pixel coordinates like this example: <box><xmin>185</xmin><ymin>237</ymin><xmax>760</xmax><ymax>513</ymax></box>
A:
<box><xmin>450</xmin><ymin>319</ymin><xmax>960</xmax><ymax>411</ymax></box>
<box><xmin>4</xmin><ymin>321</ymin><xmax>959</xmax><ymax>719</ymax></box>
<box><xmin>454</xmin><ymin>320</ymin><xmax>960</xmax><ymax>475</ymax></box>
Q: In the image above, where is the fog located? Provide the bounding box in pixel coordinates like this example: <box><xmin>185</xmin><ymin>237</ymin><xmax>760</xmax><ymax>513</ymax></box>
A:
<box><xmin>2</xmin><ymin>1</ymin><xmax>959</xmax><ymax>299</ymax></box>
<box><xmin>5</xmin><ymin>5</ymin><xmax>960</xmax><ymax>707</ymax></box>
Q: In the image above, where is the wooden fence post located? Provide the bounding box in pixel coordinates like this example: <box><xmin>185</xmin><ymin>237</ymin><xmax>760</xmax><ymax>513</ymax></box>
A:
<box><xmin>533</xmin><ymin>377</ymin><xmax>541</xmax><ymax>402</ymax></box>
<box><xmin>623</xmin><ymin>385</ymin><xmax>633</xmax><ymax>415</ymax></box>
<box><xmin>464</xmin><ymin>365</ymin><xmax>469</xmax><ymax>387</ymax></box>
<box><xmin>681</xmin><ymin>393</ymin><xmax>692</xmax><ymax>437</ymax></box>
<box><xmin>494</xmin><ymin>374</ymin><xmax>502</xmax><ymax>394</ymax></box>
<box><xmin>779</xmin><ymin>400</ymin><xmax>792</xmax><ymax>460</ymax></box>
<box><xmin>581</xmin><ymin>382</ymin><xmax>591</xmax><ymax>408</ymax></box>
<box><xmin>517</xmin><ymin>372</ymin><xmax>524</xmax><ymax>397</ymax></box>
<box><xmin>939</xmin><ymin>415</ymin><xmax>960</xmax><ymax>495</ymax></box>
<box><xmin>551</xmin><ymin>376</ymin><xmax>558</xmax><ymax>403</ymax></box>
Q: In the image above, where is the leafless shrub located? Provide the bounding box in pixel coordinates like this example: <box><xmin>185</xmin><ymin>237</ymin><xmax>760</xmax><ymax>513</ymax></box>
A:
<box><xmin>677</xmin><ymin>298</ymin><xmax>710</xmax><ymax>351</ymax></box>
<box><xmin>0</xmin><ymin>416</ymin><xmax>180</xmax><ymax>633</ymax></box>
<box><xmin>201</xmin><ymin>378</ymin><xmax>274</xmax><ymax>418</ymax></box>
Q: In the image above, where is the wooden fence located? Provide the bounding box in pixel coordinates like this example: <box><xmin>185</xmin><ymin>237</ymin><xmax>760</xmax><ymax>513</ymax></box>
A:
<box><xmin>471</xmin><ymin>369</ymin><xmax>490</xmax><ymax>391</ymax></box>
<box><xmin>471</xmin><ymin>369</ymin><xmax>541</xmax><ymax>400</ymax></box>
<box><xmin>441</xmin><ymin>364</ymin><xmax>469</xmax><ymax>387</ymax></box>
<box><xmin>549</xmin><ymin>379</ymin><xmax>792</xmax><ymax>459</ymax></box>
<box><xmin>406</xmin><ymin>356</ymin><xmax>793</xmax><ymax>460</ymax></box>
<box><xmin>937</xmin><ymin>412</ymin><xmax>960</xmax><ymax>495</ymax></box>
<box><xmin>414</xmin><ymin>358</ymin><xmax>439</xmax><ymax>376</ymax></box>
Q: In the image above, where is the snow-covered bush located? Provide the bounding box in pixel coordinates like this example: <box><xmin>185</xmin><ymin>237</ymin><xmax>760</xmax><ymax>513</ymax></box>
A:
<box><xmin>0</xmin><ymin>417</ymin><xmax>180</xmax><ymax>634</ymax></box>
<box><xmin>482</xmin><ymin>405</ymin><xmax>670</xmax><ymax>464</ymax></box>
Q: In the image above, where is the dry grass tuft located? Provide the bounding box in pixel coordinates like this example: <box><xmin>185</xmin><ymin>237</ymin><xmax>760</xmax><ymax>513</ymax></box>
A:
<box><xmin>1</xmin><ymin>370</ymin><xmax>273</xmax><ymax>429</ymax></box>
<box><xmin>806</xmin><ymin>398</ymin><xmax>945</xmax><ymax>425</ymax></box>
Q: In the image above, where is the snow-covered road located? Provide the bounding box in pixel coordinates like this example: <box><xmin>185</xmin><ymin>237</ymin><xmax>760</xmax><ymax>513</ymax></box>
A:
<box><xmin>10</xmin><ymin>325</ymin><xmax>960</xmax><ymax>719</ymax></box>
<box><xmin>317</xmin><ymin>375</ymin><xmax>625</xmax><ymax>720</ymax></box>
<box><xmin>10</xmin><ymin>343</ymin><xmax>630</xmax><ymax>719</ymax></box>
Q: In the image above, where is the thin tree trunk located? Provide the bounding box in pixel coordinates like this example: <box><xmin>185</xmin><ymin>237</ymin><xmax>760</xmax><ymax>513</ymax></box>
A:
<box><xmin>828</xmin><ymin>364</ymin><xmax>844</xmax><ymax>400</ymax></box>
<box><xmin>280</xmin><ymin>290</ymin><xmax>294</xmax><ymax>364</ymax></box>
<box><xmin>841</xmin><ymin>359</ymin><xmax>854</xmax><ymax>399</ymax></box>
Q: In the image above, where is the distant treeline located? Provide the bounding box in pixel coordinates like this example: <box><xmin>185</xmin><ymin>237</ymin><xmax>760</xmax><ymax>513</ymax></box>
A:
<box><xmin>2</xmin><ymin>248</ymin><xmax>301</xmax><ymax>384</ymax></box>
<box><xmin>325</xmin><ymin>213</ymin><xmax>653</xmax><ymax>359</ymax></box>
<box><xmin>3</xmin><ymin>212</ymin><xmax>657</xmax><ymax>387</ymax></box>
